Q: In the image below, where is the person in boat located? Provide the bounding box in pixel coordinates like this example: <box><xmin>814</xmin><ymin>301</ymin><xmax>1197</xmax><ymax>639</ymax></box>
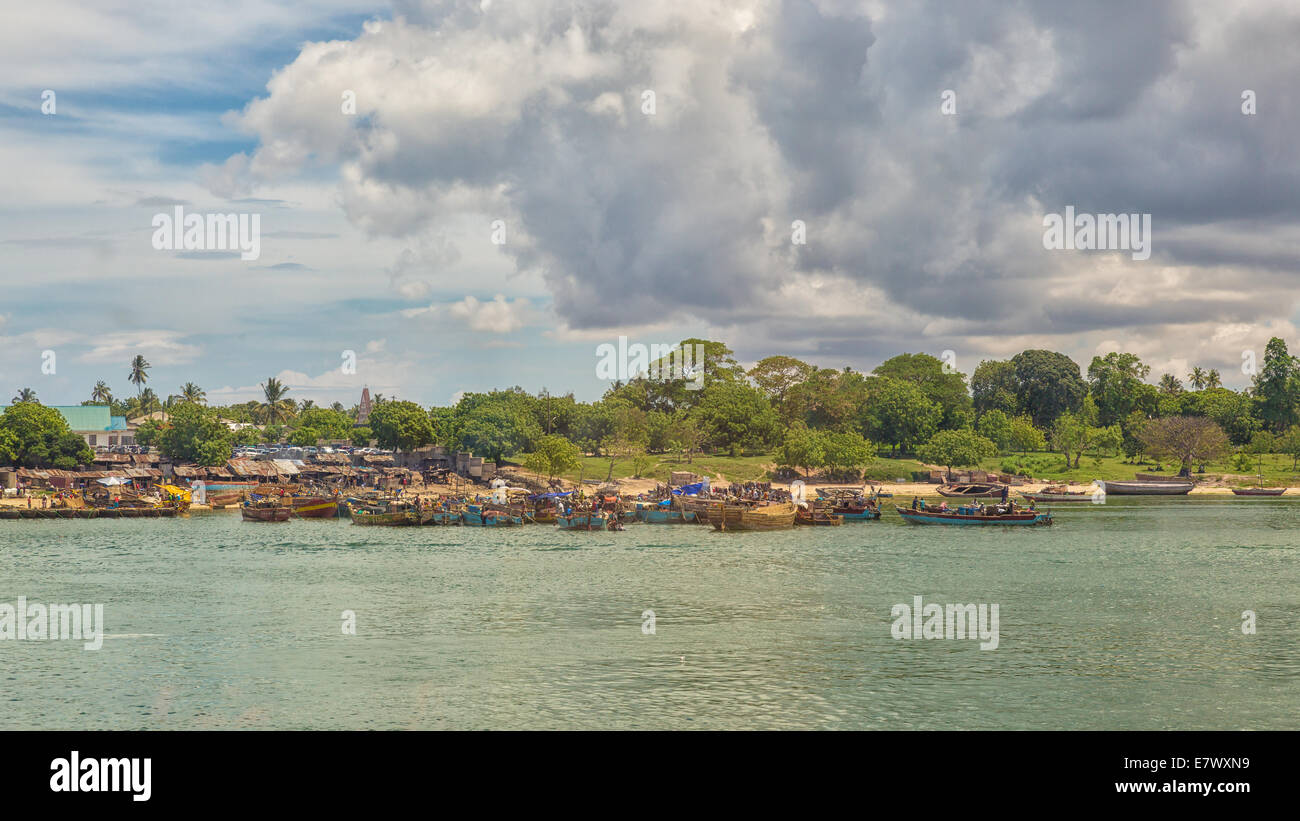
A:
<box><xmin>911</xmin><ymin>496</ymin><xmax>920</xmax><ymax>510</ymax></box>
<box><xmin>1000</xmin><ymin>485</ymin><xmax>1009</xmax><ymax>504</ymax></box>
<box><xmin>1027</xmin><ymin>499</ymin><xmax>1036</xmax><ymax>511</ymax></box>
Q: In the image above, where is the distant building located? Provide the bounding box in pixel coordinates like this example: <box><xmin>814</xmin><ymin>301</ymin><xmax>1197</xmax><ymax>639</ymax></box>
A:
<box><xmin>0</xmin><ymin>404</ymin><xmax>136</xmax><ymax>447</ymax></box>
<box><xmin>356</xmin><ymin>387</ymin><xmax>373</xmax><ymax>426</ymax></box>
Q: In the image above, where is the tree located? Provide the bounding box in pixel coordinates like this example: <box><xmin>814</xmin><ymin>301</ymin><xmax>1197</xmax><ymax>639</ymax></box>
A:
<box><xmin>0</xmin><ymin>402</ymin><xmax>93</xmax><ymax>467</ymax></box>
<box><xmin>872</xmin><ymin>353</ymin><xmax>972</xmax><ymax>429</ymax></box>
<box><xmin>821</xmin><ymin>431</ymin><xmax>876</xmax><ymax>481</ymax></box>
<box><xmin>1278</xmin><ymin>426</ymin><xmax>1300</xmax><ymax>470</ymax></box>
<box><xmin>1051</xmin><ymin>412</ymin><xmax>1091</xmax><ymax>468</ymax></box>
<box><xmin>976</xmin><ymin>409</ymin><xmax>1013</xmax><ymax>452</ymax></box>
<box><xmin>691</xmin><ymin>381</ymin><xmax>779</xmax><ymax>456</ymax></box>
<box><xmin>670</xmin><ymin>411</ymin><xmax>705</xmax><ymax>463</ymax></box>
<box><xmin>128</xmin><ymin>355</ymin><xmax>151</xmax><ymax>396</ymax></box>
<box><xmin>971</xmin><ymin>360</ymin><xmax>1019</xmax><ymax>417</ymax></box>
<box><xmin>258</xmin><ymin>377</ymin><xmax>294</xmax><ymax>425</ymax></box>
<box><xmin>11</xmin><ymin>387</ymin><xmax>37</xmax><ymax>404</ymax></box>
<box><xmin>1087</xmin><ymin>352</ymin><xmax>1150</xmax><ymax>425</ymax></box>
<box><xmin>916</xmin><ymin>429</ymin><xmax>997</xmax><ymax>476</ymax></box>
<box><xmin>522</xmin><ymin>434</ymin><xmax>581</xmax><ymax>482</ymax></box>
<box><xmin>368</xmin><ymin>401</ymin><xmax>435</xmax><ymax>452</ymax></box>
<box><xmin>1009</xmin><ymin>415</ymin><xmax>1047</xmax><ymax>455</ymax></box>
<box><xmin>289</xmin><ymin>427</ymin><xmax>319</xmax><ymax>447</ymax></box>
<box><xmin>1252</xmin><ymin>337</ymin><xmax>1300</xmax><ymax>433</ymax></box>
<box><xmin>1138</xmin><ymin>416</ymin><xmax>1230</xmax><ymax>474</ymax></box>
<box><xmin>748</xmin><ymin>355</ymin><xmax>815</xmax><ymax>422</ymax></box>
<box><xmin>1157</xmin><ymin>373</ymin><xmax>1184</xmax><ymax>395</ymax></box>
<box><xmin>1188</xmin><ymin>366</ymin><xmax>1207</xmax><ymax>391</ymax></box>
<box><xmin>1244</xmin><ymin>431</ymin><xmax>1276</xmax><ymax>479</ymax></box>
<box><xmin>295</xmin><ymin>408</ymin><xmax>353</xmax><ymax>441</ymax></box>
<box><xmin>90</xmin><ymin>381</ymin><xmax>113</xmax><ymax>404</ymax></box>
<box><xmin>180</xmin><ymin>382</ymin><xmax>206</xmax><ymax>404</ymax></box>
<box><xmin>1010</xmin><ymin>350</ymin><xmax>1087</xmax><ymax>428</ymax></box>
<box><xmin>1204</xmin><ymin>369</ymin><xmax>1222</xmax><ymax>389</ymax></box>
<box><xmin>860</xmin><ymin>377</ymin><xmax>940</xmax><ymax>454</ymax></box>
<box><xmin>156</xmin><ymin>403</ymin><xmax>232</xmax><ymax>466</ymax></box>
<box><xmin>350</xmin><ymin>426</ymin><xmax>373</xmax><ymax>447</ymax></box>
<box><xmin>776</xmin><ymin>425</ymin><xmax>824</xmax><ymax>478</ymax></box>
<box><xmin>455</xmin><ymin>399</ymin><xmax>540</xmax><ymax>462</ymax></box>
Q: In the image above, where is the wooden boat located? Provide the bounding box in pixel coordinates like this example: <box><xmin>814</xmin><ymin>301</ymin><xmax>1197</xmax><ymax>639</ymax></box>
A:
<box><xmin>636</xmin><ymin>501</ymin><xmax>697</xmax><ymax>524</ymax></box>
<box><xmin>710</xmin><ymin>501</ymin><xmax>797</xmax><ymax>531</ymax></box>
<box><xmin>1099</xmin><ymin>480</ymin><xmax>1193</xmax><ymax>496</ymax></box>
<box><xmin>461</xmin><ymin>509</ymin><xmax>522</xmax><ymax>526</ymax></box>
<box><xmin>898</xmin><ymin>507</ymin><xmax>1053</xmax><ymax>526</ymax></box>
<box><xmin>937</xmin><ymin>483</ymin><xmax>1008</xmax><ymax>498</ymax></box>
<box><xmin>242</xmin><ymin>504</ymin><xmax>291</xmax><ymax>522</ymax></box>
<box><xmin>794</xmin><ymin>505</ymin><xmax>843</xmax><ymax>526</ymax></box>
<box><xmin>1135</xmin><ymin>472</ymin><xmax>1191</xmax><ymax>482</ymax></box>
<box><xmin>290</xmin><ymin>495</ymin><xmax>341</xmax><ymax>518</ymax></box>
<box><xmin>814</xmin><ymin>488</ymin><xmax>882</xmax><ymax>520</ymax></box>
<box><xmin>350</xmin><ymin>508</ymin><xmax>422</xmax><ymax>526</ymax></box>
<box><xmin>556</xmin><ymin>512</ymin><xmax>612</xmax><ymax>531</ymax></box>
<box><xmin>1230</xmin><ymin>487</ymin><xmax>1286</xmax><ymax>496</ymax></box>
<box><xmin>425</xmin><ymin>510</ymin><xmax>462</xmax><ymax>525</ymax></box>
<box><xmin>1019</xmin><ymin>486</ymin><xmax>1094</xmax><ymax>502</ymax></box>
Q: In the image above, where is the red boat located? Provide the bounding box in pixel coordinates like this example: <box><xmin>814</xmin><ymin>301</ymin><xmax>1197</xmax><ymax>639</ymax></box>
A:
<box><xmin>242</xmin><ymin>504</ymin><xmax>291</xmax><ymax>522</ymax></box>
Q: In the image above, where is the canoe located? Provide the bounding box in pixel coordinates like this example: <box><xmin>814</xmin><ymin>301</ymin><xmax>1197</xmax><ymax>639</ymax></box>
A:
<box><xmin>461</xmin><ymin>510</ymin><xmax>522</xmax><ymax>526</ymax></box>
<box><xmin>290</xmin><ymin>496</ymin><xmax>341</xmax><ymax>518</ymax></box>
<box><xmin>1230</xmin><ymin>487</ymin><xmax>1286</xmax><ymax>496</ymax></box>
<box><xmin>349</xmin><ymin>508</ymin><xmax>421</xmax><ymax>526</ymax></box>
<box><xmin>636</xmin><ymin>502</ymin><xmax>697</xmax><ymax>524</ymax></box>
<box><xmin>710</xmin><ymin>501</ymin><xmax>797</xmax><ymax>531</ymax></box>
<box><xmin>898</xmin><ymin>508</ymin><xmax>1053</xmax><ymax>526</ymax></box>
<box><xmin>937</xmin><ymin>483</ymin><xmax>1008</xmax><ymax>498</ymax></box>
<box><xmin>242</xmin><ymin>505</ymin><xmax>291</xmax><ymax>522</ymax></box>
<box><xmin>1099</xmin><ymin>480</ymin><xmax>1193</xmax><ymax>496</ymax></box>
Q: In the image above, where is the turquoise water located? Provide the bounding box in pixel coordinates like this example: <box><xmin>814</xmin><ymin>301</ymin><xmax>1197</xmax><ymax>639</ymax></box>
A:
<box><xmin>1</xmin><ymin>499</ymin><xmax>1296</xmax><ymax>730</ymax></box>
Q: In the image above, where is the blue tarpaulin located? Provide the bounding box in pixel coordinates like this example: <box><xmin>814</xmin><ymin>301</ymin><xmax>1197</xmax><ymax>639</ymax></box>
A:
<box><xmin>528</xmin><ymin>491</ymin><xmax>574</xmax><ymax>500</ymax></box>
<box><xmin>671</xmin><ymin>482</ymin><xmax>705</xmax><ymax>496</ymax></box>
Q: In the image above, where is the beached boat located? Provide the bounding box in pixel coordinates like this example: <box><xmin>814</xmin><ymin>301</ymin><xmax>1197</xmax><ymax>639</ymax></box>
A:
<box><xmin>814</xmin><ymin>488</ymin><xmax>882</xmax><ymax>520</ymax></box>
<box><xmin>242</xmin><ymin>503</ymin><xmax>291</xmax><ymax>522</ymax></box>
<box><xmin>897</xmin><ymin>507</ymin><xmax>1053</xmax><ymax>526</ymax></box>
<box><xmin>1019</xmin><ymin>486</ymin><xmax>1095</xmax><ymax>502</ymax></box>
<box><xmin>710</xmin><ymin>501</ymin><xmax>797</xmax><ymax>531</ymax></box>
<box><xmin>425</xmin><ymin>510</ymin><xmax>462</xmax><ymax>525</ymax></box>
<box><xmin>795</xmin><ymin>505</ymin><xmax>843</xmax><ymax>526</ymax></box>
<box><xmin>1099</xmin><ymin>480</ymin><xmax>1193</xmax><ymax>496</ymax></box>
<box><xmin>1230</xmin><ymin>487</ymin><xmax>1286</xmax><ymax>496</ymax></box>
<box><xmin>937</xmin><ymin>483</ymin><xmax>1008</xmax><ymax>498</ymax></box>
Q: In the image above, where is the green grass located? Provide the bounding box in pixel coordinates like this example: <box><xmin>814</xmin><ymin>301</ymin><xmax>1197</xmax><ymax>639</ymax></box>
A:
<box><xmin>510</xmin><ymin>450</ymin><xmax>1300</xmax><ymax>487</ymax></box>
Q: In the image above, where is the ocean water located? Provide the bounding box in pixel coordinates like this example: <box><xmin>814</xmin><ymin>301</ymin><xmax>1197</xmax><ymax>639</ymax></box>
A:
<box><xmin>1</xmin><ymin>498</ymin><xmax>1296</xmax><ymax>730</ymax></box>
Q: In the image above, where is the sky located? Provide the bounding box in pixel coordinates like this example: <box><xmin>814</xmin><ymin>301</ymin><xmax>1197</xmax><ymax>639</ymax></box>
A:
<box><xmin>2</xmin><ymin>0</ymin><xmax>1298</xmax><ymax>408</ymax></box>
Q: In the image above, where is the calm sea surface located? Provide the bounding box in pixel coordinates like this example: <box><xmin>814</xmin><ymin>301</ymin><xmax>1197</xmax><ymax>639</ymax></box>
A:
<box><xmin>2</xmin><ymin>498</ymin><xmax>1297</xmax><ymax>730</ymax></box>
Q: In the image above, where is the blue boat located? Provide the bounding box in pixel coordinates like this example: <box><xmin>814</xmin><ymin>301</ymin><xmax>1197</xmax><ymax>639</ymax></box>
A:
<box><xmin>461</xmin><ymin>509</ymin><xmax>522</xmax><ymax>526</ymax></box>
<box><xmin>557</xmin><ymin>512</ymin><xmax>612</xmax><ymax>531</ymax></box>
<box><xmin>897</xmin><ymin>507</ymin><xmax>1052</xmax><ymax>526</ymax></box>
<box><xmin>635</xmin><ymin>501</ymin><xmax>696</xmax><ymax>524</ymax></box>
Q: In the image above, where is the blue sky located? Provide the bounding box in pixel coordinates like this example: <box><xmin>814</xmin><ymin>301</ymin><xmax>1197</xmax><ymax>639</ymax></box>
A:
<box><xmin>3</xmin><ymin>0</ymin><xmax>1299</xmax><ymax>408</ymax></box>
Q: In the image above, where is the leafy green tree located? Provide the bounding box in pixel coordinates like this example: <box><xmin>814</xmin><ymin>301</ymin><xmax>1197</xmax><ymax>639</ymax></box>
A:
<box><xmin>1138</xmin><ymin>416</ymin><xmax>1230</xmax><ymax>474</ymax></box>
<box><xmin>1008</xmin><ymin>415</ymin><xmax>1047</xmax><ymax>455</ymax></box>
<box><xmin>916</xmin><ymin>429</ymin><xmax>997</xmax><ymax>476</ymax></box>
<box><xmin>691</xmin><ymin>381</ymin><xmax>780</xmax><ymax>456</ymax></box>
<box><xmin>976</xmin><ymin>409</ymin><xmax>1013</xmax><ymax>452</ymax></box>
<box><xmin>872</xmin><ymin>353</ymin><xmax>971</xmax><ymax>430</ymax></box>
<box><xmin>1157</xmin><ymin>373</ymin><xmax>1184</xmax><ymax>395</ymax></box>
<box><xmin>368</xmin><ymin>401</ymin><xmax>435</xmax><ymax>452</ymax></box>
<box><xmin>522</xmin><ymin>434</ymin><xmax>581</xmax><ymax>482</ymax></box>
<box><xmin>860</xmin><ymin>377</ymin><xmax>940</xmax><ymax>455</ymax></box>
<box><xmin>0</xmin><ymin>403</ymin><xmax>93</xmax><ymax>467</ymax></box>
<box><xmin>748</xmin><ymin>355</ymin><xmax>815</xmax><ymax>423</ymax></box>
<box><xmin>155</xmin><ymin>403</ymin><xmax>232</xmax><ymax>466</ymax></box>
<box><xmin>1010</xmin><ymin>349</ymin><xmax>1087</xmax><ymax>428</ymax></box>
<box><xmin>1278</xmin><ymin>426</ymin><xmax>1300</xmax><ymax>470</ymax></box>
<box><xmin>1087</xmin><ymin>352</ymin><xmax>1151</xmax><ymax>425</ymax></box>
<box><xmin>289</xmin><ymin>427</ymin><xmax>319</xmax><ymax>447</ymax></box>
<box><xmin>776</xmin><ymin>425</ymin><xmax>824</xmax><ymax>477</ymax></box>
<box><xmin>232</xmin><ymin>427</ymin><xmax>261</xmax><ymax>446</ymax></box>
<box><xmin>350</xmin><ymin>426</ymin><xmax>373</xmax><ymax>447</ymax></box>
<box><xmin>1244</xmin><ymin>431</ymin><xmax>1276</xmax><ymax>478</ymax></box>
<box><xmin>295</xmin><ymin>408</ymin><xmax>353</xmax><ymax>440</ymax></box>
<box><xmin>1252</xmin><ymin>337</ymin><xmax>1300</xmax><ymax>433</ymax></box>
<box><xmin>971</xmin><ymin>360</ymin><xmax>1019</xmax><ymax>417</ymax></box>
<box><xmin>820</xmin><ymin>430</ymin><xmax>876</xmax><ymax>481</ymax></box>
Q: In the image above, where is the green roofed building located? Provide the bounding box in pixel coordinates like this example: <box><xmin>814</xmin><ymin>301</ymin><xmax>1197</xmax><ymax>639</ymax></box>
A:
<box><xmin>0</xmin><ymin>405</ymin><xmax>137</xmax><ymax>448</ymax></box>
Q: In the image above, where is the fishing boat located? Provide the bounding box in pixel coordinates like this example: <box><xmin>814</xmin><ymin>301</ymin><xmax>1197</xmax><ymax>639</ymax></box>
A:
<box><xmin>1098</xmin><ymin>480</ymin><xmax>1193</xmax><ymax>496</ymax></box>
<box><xmin>1019</xmin><ymin>485</ymin><xmax>1095</xmax><ymax>502</ymax></box>
<box><xmin>556</xmin><ymin>511</ymin><xmax>612</xmax><ymax>531</ymax></box>
<box><xmin>461</xmin><ymin>508</ymin><xmax>523</xmax><ymax>526</ymax></box>
<box><xmin>425</xmin><ymin>510</ymin><xmax>463</xmax><ymax>525</ymax></box>
<box><xmin>937</xmin><ymin>483</ymin><xmax>1008</xmax><ymax>498</ymax></box>
<box><xmin>242</xmin><ymin>501</ymin><xmax>291</xmax><ymax>522</ymax></box>
<box><xmin>710</xmin><ymin>501</ymin><xmax>797</xmax><ymax>531</ymax></box>
<box><xmin>290</xmin><ymin>495</ymin><xmax>342</xmax><ymax>518</ymax></box>
<box><xmin>897</xmin><ymin>506</ymin><xmax>1052</xmax><ymax>526</ymax></box>
<box><xmin>795</xmin><ymin>505</ymin><xmax>843</xmax><ymax>526</ymax></box>
<box><xmin>1230</xmin><ymin>487</ymin><xmax>1286</xmax><ymax>496</ymax></box>
<box><xmin>814</xmin><ymin>488</ymin><xmax>882</xmax><ymax>520</ymax></box>
<box><xmin>350</xmin><ymin>507</ymin><xmax>422</xmax><ymax>526</ymax></box>
<box><xmin>636</xmin><ymin>500</ymin><xmax>697</xmax><ymax>524</ymax></box>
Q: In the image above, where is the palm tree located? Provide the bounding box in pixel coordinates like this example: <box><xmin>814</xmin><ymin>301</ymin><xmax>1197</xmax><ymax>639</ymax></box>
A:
<box><xmin>330</xmin><ymin>402</ymin><xmax>345</xmax><ymax>413</ymax></box>
<box><xmin>259</xmin><ymin>377</ymin><xmax>294</xmax><ymax>425</ymax></box>
<box><xmin>298</xmin><ymin>399</ymin><xmax>316</xmax><ymax>412</ymax></box>
<box><xmin>137</xmin><ymin>388</ymin><xmax>161</xmax><ymax>415</ymax></box>
<box><xmin>1188</xmin><ymin>366</ymin><xmax>1207</xmax><ymax>390</ymax></box>
<box><xmin>1158</xmin><ymin>373</ymin><xmax>1184</xmax><ymax>395</ymax></box>
<box><xmin>180</xmin><ymin>382</ymin><xmax>206</xmax><ymax>404</ymax></box>
<box><xmin>1205</xmin><ymin>369</ymin><xmax>1222</xmax><ymax>389</ymax></box>
<box><xmin>128</xmin><ymin>355</ymin><xmax>151</xmax><ymax>396</ymax></box>
<box><xmin>11</xmin><ymin>387</ymin><xmax>37</xmax><ymax>403</ymax></box>
<box><xmin>90</xmin><ymin>381</ymin><xmax>113</xmax><ymax>404</ymax></box>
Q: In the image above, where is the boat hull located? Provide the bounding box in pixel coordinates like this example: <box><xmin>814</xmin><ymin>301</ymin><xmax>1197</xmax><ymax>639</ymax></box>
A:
<box><xmin>461</xmin><ymin>511</ymin><xmax>522</xmax><ymax>526</ymax></box>
<box><xmin>291</xmin><ymin>497</ymin><xmax>340</xmax><ymax>518</ymax></box>
<box><xmin>1019</xmin><ymin>492</ymin><xmax>1093</xmax><ymax>502</ymax></box>
<box><xmin>242</xmin><ymin>506</ymin><xmax>291</xmax><ymax>522</ymax></box>
<box><xmin>556</xmin><ymin>513</ymin><xmax>611</xmax><ymax>530</ymax></box>
<box><xmin>349</xmin><ymin>510</ymin><xmax>421</xmax><ymax>526</ymax></box>
<box><xmin>937</xmin><ymin>484</ymin><xmax>1008</xmax><ymax>499</ymax></box>
<box><xmin>1230</xmin><ymin>488</ymin><xmax>1286</xmax><ymax>496</ymax></box>
<box><xmin>1100</xmin><ymin>481</ymin><xmax>1193</xmax><ymax>495</ymax></box>
<box><xmin>710</xmin><ymin>502</ymin><xmax>797</xmax><ymax>531</ymax></box>
<box><xmin>898</xmin><ymin>508</ymin><xmax>1053</xmax><ymax>526</ymax></box>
